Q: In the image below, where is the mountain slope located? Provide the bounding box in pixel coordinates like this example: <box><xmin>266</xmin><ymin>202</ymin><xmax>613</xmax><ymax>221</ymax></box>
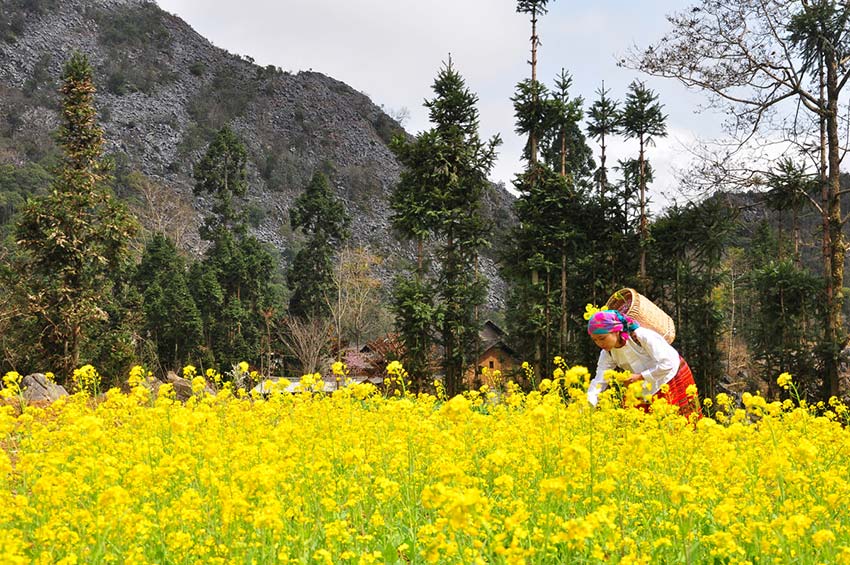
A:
<box><xmin>0</xmin><ymin>0</ymin><xmax>515</xmax><ymax>306</ymax></box>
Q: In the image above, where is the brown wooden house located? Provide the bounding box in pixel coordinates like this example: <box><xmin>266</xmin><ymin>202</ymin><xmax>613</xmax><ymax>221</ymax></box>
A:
<box><xmin>464</xmin><ymin>320</ymin><xmax>519</xmax><ymax>389</ymax></box>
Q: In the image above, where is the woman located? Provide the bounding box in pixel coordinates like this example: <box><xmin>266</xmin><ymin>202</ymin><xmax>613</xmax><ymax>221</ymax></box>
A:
<box><xmin>586</xmin><ymin>309</ymin><xmax>700</xmax><ymax>418</ymax></box>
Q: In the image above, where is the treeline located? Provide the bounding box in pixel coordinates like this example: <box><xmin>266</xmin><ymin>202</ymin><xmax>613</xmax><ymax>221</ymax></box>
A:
<box><xmin>0</xmin><ymin>53</ymin><xmax>387</xmax><ymax>386</ymax></box>
<box><xmin>2</xmin><ymin>0</ymin><xmax>849</xmax><ymax>403</ymax></box>
<box><xmin>386</xmin><ymin>0</ymin><xmax>848</xmax><ymax>403</ymax></box>
<box><xmin>492</xmin><ymin>0</ymin><xmax>850</xmax><ymax>402</ymax></box>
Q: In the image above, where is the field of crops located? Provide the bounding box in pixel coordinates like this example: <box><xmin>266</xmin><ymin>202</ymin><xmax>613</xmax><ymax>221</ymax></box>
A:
<box><xmin>2</xmin><ymin>365</ymin><xmax>849</xmax><ymax>564</ymax></box>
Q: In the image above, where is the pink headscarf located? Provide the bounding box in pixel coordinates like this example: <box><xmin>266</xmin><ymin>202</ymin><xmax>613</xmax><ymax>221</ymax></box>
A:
<box><xmin>587</xmin><ymin>310</ymin><xmax>640</xmax><ymax>342</ymax></box>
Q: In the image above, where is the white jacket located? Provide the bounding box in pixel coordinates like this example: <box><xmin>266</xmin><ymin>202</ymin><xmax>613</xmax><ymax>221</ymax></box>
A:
<box><xmin>587</xmin><ymin>326</ymin><xmax>680</xmax><ymax>406</ymax></box>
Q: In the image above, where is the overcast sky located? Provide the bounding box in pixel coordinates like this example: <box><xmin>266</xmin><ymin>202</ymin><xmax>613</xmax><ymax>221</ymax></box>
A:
<box><xmin>156</xmin><ymin>0</ymin><xmax>725</xmax><ymax>211</ymax></box>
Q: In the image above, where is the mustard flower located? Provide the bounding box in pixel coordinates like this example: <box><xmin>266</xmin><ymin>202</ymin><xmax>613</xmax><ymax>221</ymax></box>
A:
<box><xmin>583</xmin><ymin>303</ymin><xmax>602</xmax><ymax>321</ymax></box>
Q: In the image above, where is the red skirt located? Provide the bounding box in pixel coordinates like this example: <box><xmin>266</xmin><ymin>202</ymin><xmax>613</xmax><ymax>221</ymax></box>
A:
<box><xmin>639</xmin><ymin>357</ymin><xmax>702</xmax><ymax>419</ymax></box>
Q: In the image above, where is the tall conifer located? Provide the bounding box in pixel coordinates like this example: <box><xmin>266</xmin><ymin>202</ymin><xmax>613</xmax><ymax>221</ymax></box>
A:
<box><xmin>16</xmin><ymin>52</ymin><xmax>136</xmax><ymax>379</ymax></box>
<box><xmin>586</xmin><ymin>83</ymin><xmax>622</xmax><ymax>203</ymax></box>
<box><xmin>621</xmin><ymin>80</ymin><xmax>667</xmax><ymax>286</ymax></box>
<box><xmin>192</xmin><ymin>127</ymin><xmax>277</xmax><ymax>368</ymax></box>
<box><xmin>390</xmin><ymin>59</ymin><xmax>500</xmax><ymax>395</ymax></box>
<box><xmin>288</xmin><ymin>171</ymin><xmax>351</xmax><ymax>320</ymax></box>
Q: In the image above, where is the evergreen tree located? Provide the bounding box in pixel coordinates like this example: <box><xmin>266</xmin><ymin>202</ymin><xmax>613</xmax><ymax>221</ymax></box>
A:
<box><xmin>15</xmin><ymin>52</ymin><xmax>137</xmax><ymax>379</ymax></box>
<box><xmin>389</xmin><ymin>130</ymin><xmax>442</xmax><ymax>387</ymax></box>
<box><xmin>765</xmin><ymin>158</ymin><xmax>815</xmax><ymax>264</ymax></box>
<box><xmin>388</xmin><ymin>274</ymin><xmax>441</xmax><ymax>387</ymax></box>
<box><xmin>515</xmin><ymin>0</ymin><xmax>554</xmax><ymax>163</ymax></box>
<box><xmin>390</xmin><ymin>131</ymin><xmax>441</xmax><ymax>274</ymax></box>
<box><xmin>288</xmin><ymin>171</ymin><xmax>350</xmax><ymax>319</ymax></box>
<box><xmin>192</xmin><ymin>127</ymin><xmax>278</xmax><ymax>369</ymax></box>
<box><xmin>540</xmin><ymin>70</ymin><xmax>595</xmax><ymax>354</ymax></box>
<box><xmin>135</xmin><ymin>234</ymin><xmax>203</xmax><ymax>371</ymax></box>
<box><xmin>504</xmin><ymin>69</ymin><xmax>598</xmax><ymax>375</ymax></box>
<box><xmin>512</xmin><ymin>79</ymin><xmax>550</xmax><ymax>165</ymax></box>
<box><xmin>586</xmin><ymin>83</ymin><xmax>621</xmax><ymax>202</ymax></box>
<box><xmin>621</xmin><ymin>80</ymin><xmax>667</xmax><ymax>286</ymax></box>
<box><xmin>390</xmin><ymin>59</ymin><xmax>500</xmax><ymax>395</ymax></box>
<box><xmin>648</xmin><ymin>198</ymin><xmax>734</xmax><ymax>398</ymax></box>
<box><xmin>504</xmin><ymin>164</ymin><xmax>566</xmax><ymax>371</ymax></box>
<box><xmin>193</xmin><ymin>126</ymin><xmax>248</xmax><ymax>239</ymax></box>
<box><xmin>540</xmin><ymin>69</ymin><xmax>595</xmax><ymax>187</ymax></box>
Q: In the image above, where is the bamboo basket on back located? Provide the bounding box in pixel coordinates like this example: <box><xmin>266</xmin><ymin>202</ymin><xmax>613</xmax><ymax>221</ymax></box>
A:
<box><xmin>605</xmin><ymin>288</ymin><xmax>676</xmax><ymax>344</ymax></box>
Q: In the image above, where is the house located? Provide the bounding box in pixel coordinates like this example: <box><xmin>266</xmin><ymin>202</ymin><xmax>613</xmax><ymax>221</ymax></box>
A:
<box><xmin>464</xmin><ymin>320</ymin><xmax>520</xmax><ymax>389</ymax></box>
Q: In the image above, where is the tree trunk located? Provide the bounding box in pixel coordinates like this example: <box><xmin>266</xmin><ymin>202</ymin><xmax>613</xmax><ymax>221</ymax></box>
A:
<box><xmin>560</xmin><ymin>131</ymin><xmax>566</xmax><ymax>177</ymax></box>
<box><xmin>529</xmin><ymin>12</ymin><xmax>538</xmax><ymax>164</ymax></box>
<box><xmin>638</xmin><ymin>136</ymin><xmax>648</xmax><ymax>285</ymax></box>
<box><xmin>599</xmin><ymin>132</ymin><xmax>607</xmax><ymax>206</ymax></box>
<box><xmin>793</xmin><ymin>205</ymin><xmax>800</xmax><ymax>268</ymax></box>
<box><xmin>824</xmin><ymin>52</ymin><xmax>846</xmax><ymax>398</ymax></box>
<box><xmin>561</xmin><ymin>251</ymin><xmax>567</xmax><ymax>355</ymax></box>
<box><xmin>544</xmin><ymin>267</ymin><xmax>551</xmax><ymax>371</ymax></box>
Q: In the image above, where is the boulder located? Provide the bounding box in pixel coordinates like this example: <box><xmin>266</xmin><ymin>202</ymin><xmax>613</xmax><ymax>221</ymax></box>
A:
<box><xmin>164</xmin><ymin>371</ymin><xmax>215</xmax><ymax>401</ymax></box>
<box><xmin>21</xmin><ymin>373</ymin><xmax>68</xmax><ymax>402</ymax></box>
<box><xmin>164</xmin><ymin>371</ymin><xmax>193</xmax><ymax>401</ymax></box>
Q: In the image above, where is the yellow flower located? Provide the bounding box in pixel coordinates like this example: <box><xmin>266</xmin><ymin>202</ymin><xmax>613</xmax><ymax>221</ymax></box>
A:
<box><xmin>128</xmin><ymin>365</ymin><xmax>146</xmax><ymax>388</ymax></box>
<box><xmin>812</xmin><ymin>529</ymin><xmax>836</xmax><ymax>547</ymax></box>
<box><xmin>182</xmin><ymin>365</ymin><xmax>197</xmax><ymax>379</ymax></box>
<box><xmin>2</xmin><ymin>371</ymin><xmax>22</xmax><ymax>395</ymax></box>
<box><xmin>777</xmin><ymin>372</ymin><xmax>792</xmax><ymax>389</ymax></box>
<box><xmin>191</xmin><ymin>376</ymin><xmax>207</xmax><ymax>396</ymax></box>
<box><xmin>332</xmin><ymin>361</ymin><xmax>347</xmax><ymax>376</ymax></box>
<box><xmin>583</xmin><ymin>303</ymin><xmax>602</xmax><ymax>321</ymax></box>
<box><xmin>71</xmin><ymin>365</ymin><xmax>101</xmax><ymax>395</ymax></box>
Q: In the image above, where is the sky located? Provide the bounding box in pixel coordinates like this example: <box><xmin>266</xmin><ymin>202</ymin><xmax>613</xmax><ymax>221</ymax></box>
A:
<box><xmin>155</xmin><ymin>0</ymin><xmax>726</xmax><ymax>212</ymax></box>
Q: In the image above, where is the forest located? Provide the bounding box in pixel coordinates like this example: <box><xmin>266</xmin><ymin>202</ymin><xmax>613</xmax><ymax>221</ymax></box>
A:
<box><xmin>0</xmin><ymin>0</ymin><xmax>849</xmax><ymax>406</ymax></box>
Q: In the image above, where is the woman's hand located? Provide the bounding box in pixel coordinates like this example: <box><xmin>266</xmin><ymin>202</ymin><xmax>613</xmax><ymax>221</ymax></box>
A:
<box><xmin>624</xmin><ymin>373</ymin><xmax>644</xmax><ymax>386</ymax></box>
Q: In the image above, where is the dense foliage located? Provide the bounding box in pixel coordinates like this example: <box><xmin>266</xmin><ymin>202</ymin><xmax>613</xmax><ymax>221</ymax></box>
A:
<box><xmin>389</xmin><ymin>60</ymin><xmax>500</xmax><ymax>395</ymax></box>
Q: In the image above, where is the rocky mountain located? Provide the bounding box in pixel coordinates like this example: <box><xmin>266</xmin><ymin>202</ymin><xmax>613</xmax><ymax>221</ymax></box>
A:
<box><xmin>0</xmin><ymin>0</ymin><xmax>516</xmax><ymax>307</ymax></box>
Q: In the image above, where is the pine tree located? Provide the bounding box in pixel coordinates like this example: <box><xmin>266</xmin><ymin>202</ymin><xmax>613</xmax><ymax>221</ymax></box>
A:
<box><xmin>621</xmin><ymin>80</ymin><xmax>667</xmax><ymax>285</ymax></box>
<box><xmin>135</xmin><ymin>234</ymin><xmax>203</xmax><ymax>371</ymax></box>
<box><xmin>193</xmin><ymin>126</ymin><xmax>248</xmax><ymax>240</ymax></box>
<box><xmin>16</xmin><ymin>52</ymin><xmax>137</xmax><ymax>379</ymax></box>
<box><xmin>288</xmin><ymin>171</ymin><xmax>351</xmax><ymax>319</ymax></box>
<box><xmin>505</xmin><ymin>66</ymin><xmax>599</xmax><ymax>374</ymax></box>
<box><xmin>586</xmin><ymin>83</ymin><xmax>622</xmax><ymax>202</ymax></box>
<box><xmin>516</xmin><ymin>0</ymin><xmax>554</xmax><ymax>163</ymax></box>
<box><xmin>390</xmin><ymin>59</ymin><xmax>500</xmax><ymax>395</ymax></box>
<box><xmin>192</xmin><ymin>127</ymin><xmax>277</xmax><ymax>368</ymax></box>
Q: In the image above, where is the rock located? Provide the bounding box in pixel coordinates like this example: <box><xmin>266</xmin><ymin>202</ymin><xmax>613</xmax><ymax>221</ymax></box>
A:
<box><xmin>21</xmin><ymin>373</ymin><xmax>68</xmax><ymax>402</ymax></box>
<box><xmin>164</xmin><ymin>371</ymin><xmax>193</xmax><ymax>401</ymax></box>
<box><xmin>164</xmin><ymin>371</ymin><xmax>215</xmax><ymax>401</ymax></box>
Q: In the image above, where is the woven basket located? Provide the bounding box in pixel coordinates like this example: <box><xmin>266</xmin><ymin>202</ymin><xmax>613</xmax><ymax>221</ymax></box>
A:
<box><xmin>605</xmin><ymin>288</ymin><xmax>676</xmax><ymax>344</ymax></box>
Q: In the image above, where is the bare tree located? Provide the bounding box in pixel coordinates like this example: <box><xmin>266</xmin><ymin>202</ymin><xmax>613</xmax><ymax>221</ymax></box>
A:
<box><xmin>326</xmin><ymin>247</ymin><xmax>385</xmax><ymax>353</ymax></box>
<box><xmin>277</xmin><ymin>316</ymin><xmax>332</xmax><ymax>376</ymax></box>
<box><xmin>628</xmin><ymin>0</ymin><xmax>850</xmax><ymax>397</ymax></box>
<box><xmin>127</xmin><ymin>171</ymin><xmax>197</xmax><ymax>250</ymax></box>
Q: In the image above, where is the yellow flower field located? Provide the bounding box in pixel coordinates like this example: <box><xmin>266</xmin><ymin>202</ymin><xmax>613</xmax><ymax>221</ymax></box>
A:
<box><xmin>2</xmin><ymin>366</ymin><xmax>850</xmax><ymax>564</ymax></box>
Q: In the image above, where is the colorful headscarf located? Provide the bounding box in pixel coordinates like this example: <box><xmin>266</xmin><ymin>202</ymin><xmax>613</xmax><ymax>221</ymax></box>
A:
<box><xmin>587</xmin><ymin>310</ymin><xmax>640</xmax><ymax>342</ymax></box>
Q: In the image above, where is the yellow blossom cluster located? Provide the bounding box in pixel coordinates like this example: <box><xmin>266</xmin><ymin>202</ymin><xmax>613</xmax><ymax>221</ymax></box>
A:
<box><xmin>71</xmin><ymin>364</ymin><xmax>101</xmax><ymax>395</ymax></box>
<box><xmin>1</xmin><ymin>365</ymin><xmax>850</xmax><ymax>564</ymax></box>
